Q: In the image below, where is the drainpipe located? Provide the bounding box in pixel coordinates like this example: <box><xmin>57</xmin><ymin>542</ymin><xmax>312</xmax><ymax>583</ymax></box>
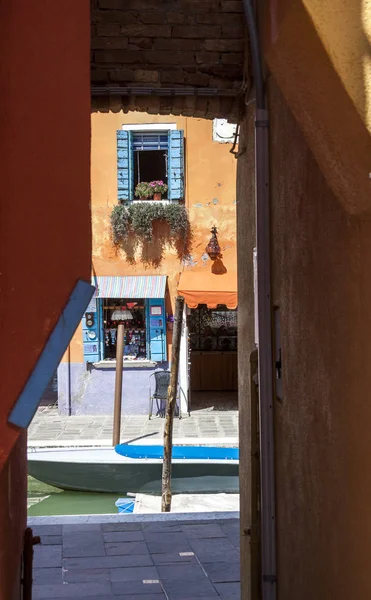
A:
<box><xmin>242</xmin><ymin>2</ymin><xmax>277</xmax><ymax>599</ymax></box>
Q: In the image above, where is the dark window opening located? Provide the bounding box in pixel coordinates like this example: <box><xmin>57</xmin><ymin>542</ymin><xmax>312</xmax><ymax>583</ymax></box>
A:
<box><xmin>134</xmin><ymin>150</ymin><xmax>168</xmax><ymax>189</ymax></box>
<box><xmin>132</xmin><ymin>132</ymin><xmax>169</xmax><ymax>193</ymax></box>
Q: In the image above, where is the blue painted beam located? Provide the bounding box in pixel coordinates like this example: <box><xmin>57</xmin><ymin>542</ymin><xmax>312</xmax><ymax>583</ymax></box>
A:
<box><xmin>8</xmin><ymin>279</ymin><xmax>95</xmax><ymax>429</ymax></box>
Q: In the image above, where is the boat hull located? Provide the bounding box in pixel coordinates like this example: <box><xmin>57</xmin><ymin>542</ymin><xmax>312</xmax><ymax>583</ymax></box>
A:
<box><xmin>28</xmin><ymin>447</ymin><xmax>239</xmax><ymax>494</ymax></box>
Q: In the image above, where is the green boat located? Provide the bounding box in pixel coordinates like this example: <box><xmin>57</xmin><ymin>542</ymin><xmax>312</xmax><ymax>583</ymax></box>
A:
<box><xmin>28</xmin><ymin>445</ymin><xmax>239</xmax><ymax>495</ymax></box>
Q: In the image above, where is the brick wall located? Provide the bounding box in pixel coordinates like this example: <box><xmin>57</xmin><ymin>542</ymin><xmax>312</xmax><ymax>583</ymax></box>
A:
<box><xmin>91</xmin><ymin>0</ymin><xmax>248</xmax><ymax>119</ymax></box>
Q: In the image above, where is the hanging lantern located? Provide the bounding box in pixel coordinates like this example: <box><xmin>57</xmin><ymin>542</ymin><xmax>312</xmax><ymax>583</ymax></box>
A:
<box><xmin>205</xmin><ymin>226</ymin><xmax>221</xmax><ymax>260</ymax></box>
<box><xmin>111</xmin><ymin>308</ymin><xmax>133</xmax><ymax>321</ymax></box>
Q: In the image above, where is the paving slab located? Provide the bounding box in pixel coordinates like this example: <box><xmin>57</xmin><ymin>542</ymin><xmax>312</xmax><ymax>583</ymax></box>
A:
<box><xmin>203</xmin><ymin>561</ymin><xmax>241</xmax><ymax>583</ymax></box>
<box><xmin>103</xmin><ymin>530</ymin><xmax>145</xmax><ymax>543</ymax></box>
<box><xmin>110</xmin><ymin>565</ymin><xmax>159</xmax><ymax>582</ymax></box>
<box><xmin>161</xmin><ymin>577</ymin><xmax>219</xmax><ymax>599</ymax></box>
<box><xmin>151</xmin><ymin>552</ymin><xmax>198</xmax><ymax>566</ymax></box>
<box><xmin>188</xmin><ymin>538</ymin><xmax>239</xmax><ymax>564</ymax></box>
<box><xmin>105</xmin><ymin>541</ymin><xmax>149</xmax><ymax>556</ymax></box>
<box><xmin>214</xmin><ymin>582</ymin><xmax>241</xmax><ymax>599</ymax></box>
<box><xmin>32</xmin><ymin>581</ymin><xmax>112</xmax><ymax>599</ymax></box>
<box><xmin>111</xmin><ymin>580</ymin><xmax>164</xmax><ymax>595</ymax></box>
<box><xmin>180</xmin><ymin>523</ymin><xmax>226</xmax><ymax>539</ymax></box>
<box><xmin>34</xmin><ymin>544</ymin><xmax>62</xmax><ymax>568</ymax></box>
<box><xmin>156</xmin><ymin>563</ymin><xmax>207</xmax><ymax>581</ymax></box>
<box><xmin>63</xmin><ymin>531</ymin><xmax>106</xmax><ymax>558</ymax></box>
<box><xmin>33</xmin><ymin>568</ymin><xmax>62</xmax><ymax>585</ymax></box>
<box><xmin>64</xmin><ymin>567</ymin><xmax>111</xmax><ymax>583</ymax></box>
<box><xmin>39</xmin><ymin>535</ymin><xmax>62</xmax><ymax>545</ymax></box>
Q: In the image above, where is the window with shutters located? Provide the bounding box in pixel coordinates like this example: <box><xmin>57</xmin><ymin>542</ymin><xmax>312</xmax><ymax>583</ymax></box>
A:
<box><xmin>117</xmin><ymin>127</ymin><xmax>184</xmax><ymax>202</ymax></box>
<box><xmin>83</xmin><ymin>297</ymin><xmax>167</xmax><ymax>364</ymax></box>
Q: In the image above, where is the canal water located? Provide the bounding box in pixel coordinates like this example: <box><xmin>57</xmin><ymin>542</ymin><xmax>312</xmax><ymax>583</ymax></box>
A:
<box><xmin>28</xmin><ymin>477</ymin><xmax>120</xmax><ymax>516</ymax></box>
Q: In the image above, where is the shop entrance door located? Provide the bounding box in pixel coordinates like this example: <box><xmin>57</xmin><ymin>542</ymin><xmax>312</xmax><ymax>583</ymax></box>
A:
<box><xmin>188</xmin><ymin>305</ymin><xmax>238</xmax><ymax>394</ymax></box>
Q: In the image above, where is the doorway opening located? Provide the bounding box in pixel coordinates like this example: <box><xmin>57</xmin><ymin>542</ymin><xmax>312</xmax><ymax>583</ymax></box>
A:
<box><xmin>187</xmin><ymin>304</ymin><xmax>238</xmax><ymax>412</ymax></box>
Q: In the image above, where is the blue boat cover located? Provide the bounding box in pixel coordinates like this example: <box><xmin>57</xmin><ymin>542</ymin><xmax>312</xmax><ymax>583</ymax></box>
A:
<box><xmin>115</xmin><ymin>444</ymin><xmax>239</xmax><ymax>460</ymax></box>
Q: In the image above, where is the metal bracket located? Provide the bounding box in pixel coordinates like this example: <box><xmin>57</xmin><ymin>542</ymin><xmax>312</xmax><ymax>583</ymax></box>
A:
<box><xmin>255</xmin><ymin>119</ymin><xmax>269</xmax><ymax>128</ymax></box>
<box><xmin>263</xmin><ymin>574</ymin><xmax>277</xmax><ymax>584</ymax></box>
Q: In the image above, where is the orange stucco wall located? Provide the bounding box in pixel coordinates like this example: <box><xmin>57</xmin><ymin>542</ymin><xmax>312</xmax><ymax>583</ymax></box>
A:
<box><xmin>66</xmin><ymin>112</ymin><xmax>237</xmax><ymax>363</ymax></box>
<box><xmin>0</xmin><ymin>2</ymin><xmax>91</xmax><ymax>597</ymax></box>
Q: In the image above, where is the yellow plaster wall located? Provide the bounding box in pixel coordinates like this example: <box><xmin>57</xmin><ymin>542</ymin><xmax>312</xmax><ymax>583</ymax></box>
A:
<box><xmin>262</xmin><ymin>0</ymin><xmax>371</xmax><ymax>215</ymax></box>
<box><xmin>302</xmin><ymin>0</ymin><xmax>371</xmax><ymax>126</ymax></box>
<box><xmin>67</xmin><ymin>112</ymin><xmax>237</xmax><ymax>362</ymax></box>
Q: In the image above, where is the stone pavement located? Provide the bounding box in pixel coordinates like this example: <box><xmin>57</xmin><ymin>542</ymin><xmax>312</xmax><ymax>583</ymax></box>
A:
<box><xmin>28</xmin><ymin>407</ymin><xmax>238</xmax><ymax>447</ymax></box>
<box><xmin>31</xmin><ymin>518</ymin><xmax>240</xmax><ymax>599</ymax></box>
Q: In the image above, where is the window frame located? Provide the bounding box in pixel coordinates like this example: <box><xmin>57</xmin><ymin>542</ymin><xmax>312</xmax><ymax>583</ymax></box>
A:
<box><xmin>101</xmin><ymin>297</ymin><xmax>149</xmax><ymax>362</ymax></box>
<box><xmin>117</xmin><ymin>124</ymin><xmax>184</xmax><ymax>203</ymax></box>
<box><xmin>132</xmin><ymin>132</ymin><xmax>169</xmax><ymax>193</ymax></box>
<box><xmin>84</xmin><ymin>297</ymin><xmax>167</xmax><ymax>364</ymax></box>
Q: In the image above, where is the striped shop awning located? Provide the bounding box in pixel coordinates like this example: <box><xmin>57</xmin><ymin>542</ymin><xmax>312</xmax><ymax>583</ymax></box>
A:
<box><xmin>92</xmin><ymin>275</ymin><xmax>167</xmax><ymax>299</ymax></box>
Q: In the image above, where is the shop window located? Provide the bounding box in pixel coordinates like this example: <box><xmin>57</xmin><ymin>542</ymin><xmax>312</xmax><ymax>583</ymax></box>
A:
<box><xmin>188</xmin><ymin>305</ymin><xmax>237</xmax><ymax>352</ymax></box>
<box><xmin>102</xmin><ymin>298</ymin><xmax>148</xmax><ymax>361</ymax></box>
<box><xmin>117</xmin><ymin>129</ymin><xmax>184</xmax><ymax>202</ymax></box>
<box><xmin>82</xmin><ymin>297</ymin><xmax>167</xmax><ymax>364</ymax></box>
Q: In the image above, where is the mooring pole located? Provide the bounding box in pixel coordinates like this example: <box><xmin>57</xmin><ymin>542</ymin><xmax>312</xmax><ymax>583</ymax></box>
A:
<box><xmin>161</xmin><ymin>295</ymin><xmax>184</xmax><ymax>512</ymax></box>
<box><xmin>113</xmin><ymin>322</ymin><xmax>125</xmax><ymax>446</ymax></box>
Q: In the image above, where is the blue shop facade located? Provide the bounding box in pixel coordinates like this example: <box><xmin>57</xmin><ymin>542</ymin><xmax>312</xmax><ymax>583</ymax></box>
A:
<box><xmin>58</xmin><ymin>275</ymin><xmax>172</xmax><ymax>415</ymax></box>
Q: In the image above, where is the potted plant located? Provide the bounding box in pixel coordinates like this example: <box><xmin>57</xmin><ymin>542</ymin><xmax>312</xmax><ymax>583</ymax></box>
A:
<box><xmin>149</xmin><ymin>180</ymin><xmax>168</xmax><ymax>200</ymax></box>
<box><xmin>134</xmin><ymin>182</ymin><xmax>153</xmax><ymax>200</ymax></box>
<box><xmin>167</xmin><ymin>315</ymin><xmax>174</xmax><ymax>331</ymax></box>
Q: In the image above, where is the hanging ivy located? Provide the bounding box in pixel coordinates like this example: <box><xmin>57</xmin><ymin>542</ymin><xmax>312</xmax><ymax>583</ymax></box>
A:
<box><xmin>111</xmin><ymin>204</ymin><xmax>131</xmax><ymax>245</ymax></box>
<box><xmin>110</xmin><ymin>202</ymin><xmax>191</xmax><ymax>266</ymax></box>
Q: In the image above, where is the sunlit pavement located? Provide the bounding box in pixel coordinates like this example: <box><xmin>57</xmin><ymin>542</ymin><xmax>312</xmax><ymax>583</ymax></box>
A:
<box><xmin>28</xmin><ymin>407</ymin><xmax>238</xmax><ymax>447</ymax></box>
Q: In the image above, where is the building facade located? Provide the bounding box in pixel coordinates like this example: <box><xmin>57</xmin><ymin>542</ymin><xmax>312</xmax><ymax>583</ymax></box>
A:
<box><xmin>58</xmin><ymin>112</ymin><xmax>238</xmax><ymax>416</ymax></box>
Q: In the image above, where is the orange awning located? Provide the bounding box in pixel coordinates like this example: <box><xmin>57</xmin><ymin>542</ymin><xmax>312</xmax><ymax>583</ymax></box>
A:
<box><xmin>177</xmin><ymin>271</ymin><xmax>237</xmax><ymax>309</ymax></box>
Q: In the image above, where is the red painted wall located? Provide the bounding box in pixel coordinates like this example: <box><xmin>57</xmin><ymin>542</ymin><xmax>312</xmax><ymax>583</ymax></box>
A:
<box><xmin>0</xmin><ymin>435</ymin><xmax>27</xmax><ymax>600</ymax></box>
<box><xmin>0</xmin><ymin>2</ymin><xmax>91</xmax><ymax>597</ymax></box>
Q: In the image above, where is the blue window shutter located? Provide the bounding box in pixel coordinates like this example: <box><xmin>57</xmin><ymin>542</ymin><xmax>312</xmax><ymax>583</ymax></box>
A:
<box><xmin>98</xmin><ymin>300</ymin><xmax>104</xmax><ymax>360</ymax></box>
<box><xmin>82</xmin><ymin>296</ymin><xmax>101</xmax><ymax>363</ymax></box>
<box><xmin>168</xmin><ymin>130</ymin><xmax>184</xmax><ymax>200</ymax></box>
<box><xmin>147</xmin><ymin>299</ymin><xmax>167</xmax><ymax>363</ymax></box>
<box><xmin>117</xmin><ymin>130</ymin><xmax>133</xmax><ymax>202</ymax></box>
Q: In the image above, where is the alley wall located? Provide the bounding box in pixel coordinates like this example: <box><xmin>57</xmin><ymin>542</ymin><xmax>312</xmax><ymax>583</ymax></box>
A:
<box><xmin>270</xmin><ymin>77</ymin><xmax>371</xmax><ymax>600</ymax></box>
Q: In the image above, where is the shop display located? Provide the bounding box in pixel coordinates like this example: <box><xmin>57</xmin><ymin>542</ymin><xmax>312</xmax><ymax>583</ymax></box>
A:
<box><xmin>188</xmin><ymin>304</ymin><xmax>237</xmax><ymax>352</ymax></box>
<box><xmin>103</xmin><ymin>299</ymin><xmax>147</xmax><ymax>360</ymax></box>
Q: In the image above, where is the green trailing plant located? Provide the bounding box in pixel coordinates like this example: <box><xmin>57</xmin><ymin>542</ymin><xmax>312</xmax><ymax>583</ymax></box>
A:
<box><xmin>110</xmin><ymin>203</ymin><xmax>131</xmax><ymax>245</ymax></box>
<box><xmin>134</xmin><ymin>181</ymin><xmax>153</xmax><ymax>199</ymax></box>
<box><xmin>110</xmin><ymin>201</ymin><xmax>191</xmax><ymax>267</ymax></box>
<box><xmin>112</xmin><ymin>202</ymin><xmax>189</xmax><ymax>242</ymax></box>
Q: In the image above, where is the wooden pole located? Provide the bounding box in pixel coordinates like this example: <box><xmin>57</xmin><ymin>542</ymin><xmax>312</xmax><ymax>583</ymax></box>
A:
<box><xmin>113</xmin><ymin>322</ymin><xmax>125</xmax><ymax>446</ymax></box>
<box><xmin>161</xmin><ymin>295</ymin><xmax>184</xmax><ymax>512</ymax></box>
